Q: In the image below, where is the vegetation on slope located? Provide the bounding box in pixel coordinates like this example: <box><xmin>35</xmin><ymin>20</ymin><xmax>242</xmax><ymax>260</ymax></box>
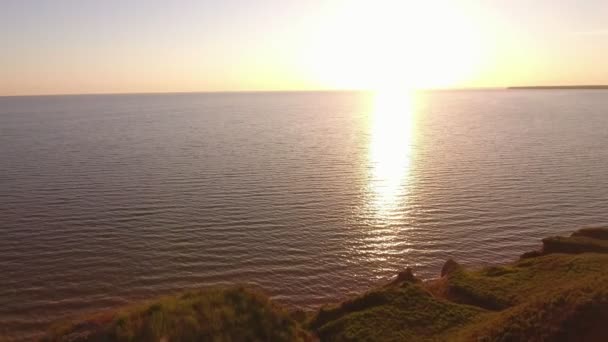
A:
<box><xmin>444</xmin><ymin>253</ymin><xmax>608</xmax><ymax>341</ymax></box>
<box><xmin>43</xmin><ymin>287</ymin><xmax>311</xmax><ymax>342</ymax></box>
<box><xmin>45</xmin><ymin>228</ymin><xmax>608</xmax><ymax>341</ymax></box>
<box><xmin>309</xmin><ymin>283</ymin><xmax>484</xmax><ymax>341</ymax></box>
<box><xmin>311</xmin><ymin>227</ymin><xmax>608</xmax><ymax>341</ymax></box>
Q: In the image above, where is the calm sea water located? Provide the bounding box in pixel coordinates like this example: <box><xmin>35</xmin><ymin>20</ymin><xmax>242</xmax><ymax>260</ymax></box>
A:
<box><xmin>1</xmin><ymin>90</ymin><xmax>608</xmax><ymax>339</ymax></box>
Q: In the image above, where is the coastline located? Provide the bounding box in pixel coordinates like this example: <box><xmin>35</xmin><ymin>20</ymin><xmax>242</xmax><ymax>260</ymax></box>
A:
<box><xmin>508</xmin><ymin>85</ymin><xmax>608</xmax><ymax>90</ymax></box>
<box><xmin>42</xmin><ymin>227</ymin><xmax>608</xmax><ymax>341</ymax></box>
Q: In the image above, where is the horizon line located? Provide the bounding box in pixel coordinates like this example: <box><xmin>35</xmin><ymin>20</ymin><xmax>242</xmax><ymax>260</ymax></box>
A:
<box><xmin>2</xmin><ymin>85</ymin><xmax>607</xmax><ymax>98</ymax></box>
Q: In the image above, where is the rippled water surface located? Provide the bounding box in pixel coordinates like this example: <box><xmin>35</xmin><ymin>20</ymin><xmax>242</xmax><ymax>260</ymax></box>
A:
<box><xmin>1</xmin><ymin>90</ymin><xmax>608</xmax><ymax>339</ymax></box>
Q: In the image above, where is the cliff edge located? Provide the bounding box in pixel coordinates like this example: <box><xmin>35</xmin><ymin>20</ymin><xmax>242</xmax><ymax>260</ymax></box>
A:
<box><xmin>44</xmin><ymin>228</ymin><xmax>608</xmax><ymax>342</ymax></box>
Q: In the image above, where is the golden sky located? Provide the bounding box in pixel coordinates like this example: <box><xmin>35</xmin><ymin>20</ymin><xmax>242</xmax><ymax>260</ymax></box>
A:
<box><xmin>1</xmin><ymin>0</ymin><xmax>607</xmax><ymax>95</ymax></box>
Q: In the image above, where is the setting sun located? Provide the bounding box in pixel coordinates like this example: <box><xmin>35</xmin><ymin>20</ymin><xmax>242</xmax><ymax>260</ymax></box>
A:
<box><xmin>307</xmin><ymin>1</ymin><xmax>483</xmax><ymax>91</ymax></box>
<box><xmin>2</xmin><ymin>1</ymin><xmax>608</xmax><ymax>340</ymax></box>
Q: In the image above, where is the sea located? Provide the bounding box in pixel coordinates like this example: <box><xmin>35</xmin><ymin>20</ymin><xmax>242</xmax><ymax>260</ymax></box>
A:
<box><xmin>1</xmin><ymin>89</ymin><xmax>607</xmax><ymax>339</ymax></box>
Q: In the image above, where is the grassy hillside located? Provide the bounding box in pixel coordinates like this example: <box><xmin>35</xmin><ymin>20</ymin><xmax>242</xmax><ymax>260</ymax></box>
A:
<box><xmin>45</xmin><ymin>228</ymin><xmax>608</xmax><ymax>341</ymax></box>
<box><xmin>311</xmin><ymin>228</ymin><xmax>608</xmax><ymax>341</ymax></box>
<box><xmin>43</xmin><ymin>287</ymin><xmax>311</xmax><ymax>342</ymax></box>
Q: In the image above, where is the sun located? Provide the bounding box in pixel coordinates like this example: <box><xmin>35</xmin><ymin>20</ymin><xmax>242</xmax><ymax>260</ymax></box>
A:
<box><xmin>307</xmin><ymin>1</ymin><xmax>482</xmax><ymax>91</ymax></box>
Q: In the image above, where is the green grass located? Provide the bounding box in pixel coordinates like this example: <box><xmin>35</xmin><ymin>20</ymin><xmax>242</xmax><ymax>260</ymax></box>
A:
<box><xmin>44</xmin><ymin>286</ymin><xmax>310</xmax><ymax>342</ymax></box>
<box><xmin>310</xmin><ymin>228</ymin><xmax>608</xmax><ymax>341</ymax></box>
<box><xmin>308</xmin><ymin>252</ymin><xmax>608</xmax><ymax>341</ymax></box>
<box><xmin>45</xmin><ymin>228</ymin><xmax>608</xmax><ymax>341</ymax></box>
<box><xmin>310</xmin><ymin>284</ymin><xmax>484</xmax><ymax>341</ymax></box>
<box><xmin>451</xmin><ymin>253</ymin><xmax>608</xmax><ymax>341</ymax></box>
<box><xmin>459</xmin><ymin>278</ymin><xmax>608</xmax><ymax>341</ymax></box>
<box><xmin>445</xmin><ymin>253</ymin><xmax>608</xmax><ymax>308</ymax></box>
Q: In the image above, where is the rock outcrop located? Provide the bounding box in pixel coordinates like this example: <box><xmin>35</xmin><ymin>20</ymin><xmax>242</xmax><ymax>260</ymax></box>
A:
<box><xmin>441</xmin><ymin>258</ymin><xmax>461</xmax><ymax>277</ymax></box>
<box><xmin>521</xmin><ymin>227</ymin><xmax>608</xmax><ymax>258</ymax></box>
<box><xmin>390</xmin><ymin>267</ymin><xmax>419</xmax><ymax>285</ymax></box>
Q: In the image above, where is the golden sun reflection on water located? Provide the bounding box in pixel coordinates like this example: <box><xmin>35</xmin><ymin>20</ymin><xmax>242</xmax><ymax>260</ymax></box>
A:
<box><xmin>367</xmin><ymin>90</ymin><xmax>416</xmax><ymax>220</ymax></box>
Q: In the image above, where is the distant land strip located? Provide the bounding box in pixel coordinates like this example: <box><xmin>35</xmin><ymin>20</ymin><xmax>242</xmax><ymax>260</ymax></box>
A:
<box><xmin>508</xmin><ymin>85</ymin><xmax>608</xmax><ymax>90</ymax></box>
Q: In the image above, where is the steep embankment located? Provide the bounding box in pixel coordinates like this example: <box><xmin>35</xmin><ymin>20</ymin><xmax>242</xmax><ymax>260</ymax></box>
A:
<box><xmin>44</xmin><ymin>228</ymin><xmax>608</xmax><ymax>341</ymax></box>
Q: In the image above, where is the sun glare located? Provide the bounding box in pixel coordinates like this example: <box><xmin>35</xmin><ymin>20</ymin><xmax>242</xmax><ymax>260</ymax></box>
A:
<box><xmin>367</xmin><ymin>89</ymin><xmax>416</xmax><ymax>219</ymax></box>
<box><xmin>308</xmin><ymin>1</ymin><xmax>482</xmax><ymax>92</ymax></box>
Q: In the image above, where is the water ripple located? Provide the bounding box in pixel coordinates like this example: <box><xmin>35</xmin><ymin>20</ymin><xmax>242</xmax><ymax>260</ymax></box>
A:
<box><xmin>1</xmin><ymin>90</ymin><xmax>608</xmax><ymax>340</ymax></box>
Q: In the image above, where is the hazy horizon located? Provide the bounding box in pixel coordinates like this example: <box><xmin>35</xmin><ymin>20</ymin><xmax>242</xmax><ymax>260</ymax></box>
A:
<box><xmin>4</xmin><ymin>85</ymin><xmax>608</xmax><ymax>98</ymax></box>
<box><xmin>2</xmin><ymin>0</ymin><xmax>608</xmax><ymax>96</ymax></box>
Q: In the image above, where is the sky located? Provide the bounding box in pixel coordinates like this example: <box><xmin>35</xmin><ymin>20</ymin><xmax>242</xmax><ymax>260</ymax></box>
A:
<box><xmin>1</xmin><ymin>0</ymin><xmax>607</xmax><ymax>96</ymax></box>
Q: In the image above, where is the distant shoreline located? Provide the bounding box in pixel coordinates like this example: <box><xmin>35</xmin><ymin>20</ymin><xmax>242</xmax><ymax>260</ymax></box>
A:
<box><xmin>508</xmin><ymin>85</ymin><xmax>608</xmax><ymax>90</ymax></box>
